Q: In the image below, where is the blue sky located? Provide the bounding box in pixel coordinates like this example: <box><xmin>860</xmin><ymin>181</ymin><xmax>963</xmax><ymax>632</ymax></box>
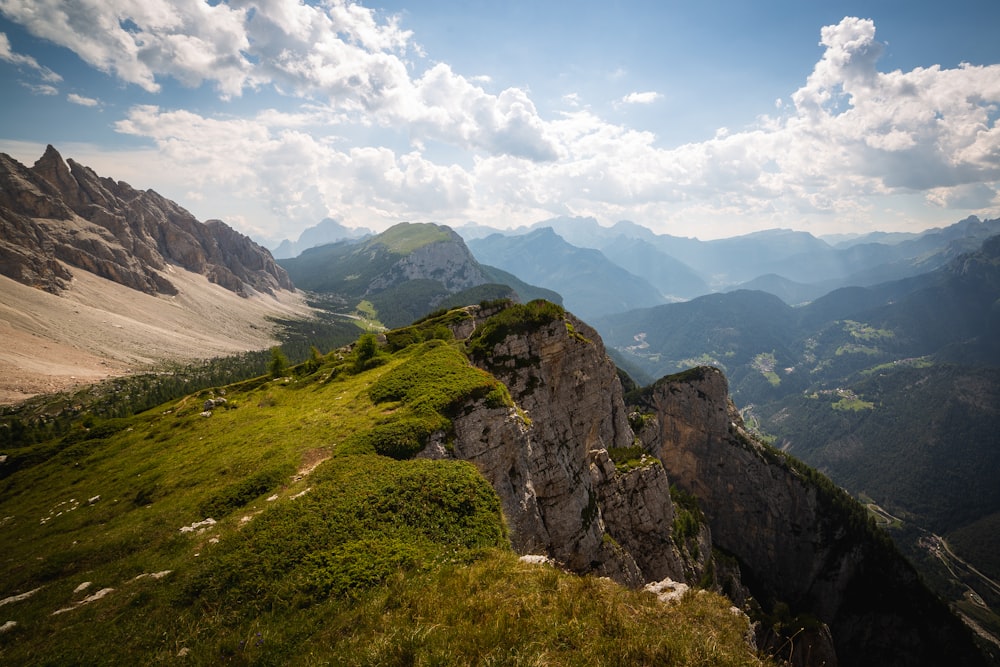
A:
<box><xmin>1</xmin><ymin>1</ymin><xmax>999</xmax><ymax>245</ymax></box>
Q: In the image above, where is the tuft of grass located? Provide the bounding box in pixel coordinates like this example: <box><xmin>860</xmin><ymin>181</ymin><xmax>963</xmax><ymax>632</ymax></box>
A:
<box><xmin>607</xmin><ymin>445</ymin><xmax>657</xmax><ymax>472</ymax></box>
<box><xmin>320</xmin><ymin>551</ymin><xmax>773</xmax><ymax>666</ymax></box>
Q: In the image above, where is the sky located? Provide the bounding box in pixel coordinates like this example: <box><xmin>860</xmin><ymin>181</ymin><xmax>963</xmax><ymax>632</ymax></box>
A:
<box><xmin>1</xmin><ymin>1</ymin><xmax>999</xmax><ymax>246</ymax></box>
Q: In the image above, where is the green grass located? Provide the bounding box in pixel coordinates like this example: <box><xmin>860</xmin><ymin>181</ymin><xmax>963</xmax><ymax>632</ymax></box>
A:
<box><xmin>831</xmin><ymin>396</ymin><xmax>876</xmax><ymax>411</ymax></box>
<box><xmin>374</xmin><ymin>221</ymin><xmax>455</xmax><ymax>254</ymax></box>
<box><xmin>843</xmin><ymin>320</ymin><xmax>895</xmax><ymax>341</ymax></box>
<box><xmin>607</xmin><ymin>445</ymin><xmax>657</xmax><ymax>472</ymax></box>
<box><xmin>0</xmin><ymin>312</ymin><xmax>774</xmax><ymax>666</ymax></box>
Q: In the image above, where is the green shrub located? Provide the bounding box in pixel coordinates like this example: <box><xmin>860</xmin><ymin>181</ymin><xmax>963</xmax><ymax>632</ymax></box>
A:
<box><xmin>467</xmin><ymin>300</ymin><xmax>566</xmax><ymax>359</ymax></box>
<box><xmin>198</xmin><ymin>465</ymin><xmax>292</xmax><ymax>518</ymax></box>
<box><xmin>344</xmin><ymin>417</ymin><xmax>443</xmax><ymax>459</ymax></box>
<box><xmin>268</xmin><ymin>347</ymin><xmax>289</xmax><ymax>378</ymax></box>
<box><xmin>303</xmin><ymin>537</ymin><xmax>423</xmax><ymax>599</ymax></box>
<box><xmin>368</xmin><ymin>341</ymin><xmax>503</xmax><ymax>416</ymax></box>
<box><xmin>607</xmin><ymin>445</ymin><xmax>654</xmax><ymax>472</ymax></box>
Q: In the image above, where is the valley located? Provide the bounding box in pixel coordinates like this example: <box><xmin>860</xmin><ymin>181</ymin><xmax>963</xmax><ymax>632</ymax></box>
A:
<box><xmin>1</xmin><ymin>147</ymin><xmax>997</xmax><ymax>664</ymax></box>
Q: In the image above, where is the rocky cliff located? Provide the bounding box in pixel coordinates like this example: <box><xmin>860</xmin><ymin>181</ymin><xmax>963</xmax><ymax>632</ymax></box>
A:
<box><xmin>427</xmin><ymin>300</ymin><xmax>986</xmax><ymax>667</ymax></box>
<box><xmin>421</xmin><ymin>302</ymin><xmax>694</xmax><ymax>586</ymax></box>
<box><xmin>632</xmin><ymin>366</ymin><xmax>987</xmax><ymax>667</ymax></box>
<box><xmin>0</xmin><ymin>146</ymin><xmax>292</xmax><ymax>296</ymax></box>
<box><xmin>365</xmin><ymin>224</ymin><xmax>491</xmax><ymax>295</ymax></box>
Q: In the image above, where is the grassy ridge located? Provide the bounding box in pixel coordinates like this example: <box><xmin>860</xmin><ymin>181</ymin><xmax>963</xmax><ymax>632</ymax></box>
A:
<box><xmin>0</xmin><ymin>314</ymin><xmax>770</xmax><ymax>665</ymax></box>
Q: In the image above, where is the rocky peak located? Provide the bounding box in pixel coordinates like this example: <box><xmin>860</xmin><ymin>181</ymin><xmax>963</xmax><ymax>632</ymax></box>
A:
<box><xmin>366</xmin><ymin>225</ymin><xmax>490</xmax><ymax>295</ymax></box>
<box><xmin>0</xmin><ymin>146</ymin><xmax>292</xmax><ymax>296</ymax></box>
<box><xmin>634</xmin><ymin>365</ymin><xmax>986</xmax><ymax>667</ymax></box>
<box><xmin>427</xmin><ymin>302</ymin><xmax>700</xmax><ymax>587</ymax></box>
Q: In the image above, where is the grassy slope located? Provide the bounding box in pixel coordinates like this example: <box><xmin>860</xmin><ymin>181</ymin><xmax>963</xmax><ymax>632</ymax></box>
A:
<box><xmin>0</xmin><ymin>312</ymin><xmax>769</xmax><ymax>666</ymax></box>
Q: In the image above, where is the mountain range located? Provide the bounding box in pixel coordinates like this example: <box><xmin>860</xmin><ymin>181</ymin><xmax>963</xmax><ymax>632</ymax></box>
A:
<box><xmin>270</xmin><ymin>217</ymin><xmax>373</xmax><ymax>259</ymax></box>
<box><xmin>0</xmin><ymin>147</ymin><xmax>310</xmax><ymax>403</ymax></box>
<box><xmin>277</xmin><ymin>222</ymin><xmax>560</xmax><ymax>329</ymax></box>
<box><xmin>1</xmin><ymin>148</ymin><xmax>997</xmax><ymax>664</ymax></box>
<box><xmin>594</xmin><ymin>233</ymin><xmax>1000</xmax><ymax>651</ymax></box>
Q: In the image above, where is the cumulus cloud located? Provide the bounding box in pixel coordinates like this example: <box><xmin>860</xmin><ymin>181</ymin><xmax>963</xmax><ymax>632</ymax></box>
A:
<box><xmin>0</xmin><ymin>0</ymin><xmax>559</xmax><ymax>161</ymax></box>
<box><xmin>0</xmin><ymin>0</ymin><xmax>251</xmax><ymax>95</ymax></box>
<box><xmin>113</xmin><ymin>104</ymin><xmax>475</xmax><ymax>233</ymax></box>
<box><xmin>10</xmin><ymin>6</ymin><xmax>998</xmax><ymax>238</ymax></box>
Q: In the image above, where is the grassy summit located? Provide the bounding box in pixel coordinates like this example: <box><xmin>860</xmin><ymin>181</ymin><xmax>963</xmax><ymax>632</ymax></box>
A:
<box><xmin>0</xmin><ymin>308</ymin><xmax>769</xmax><ymax>665</ymax></box>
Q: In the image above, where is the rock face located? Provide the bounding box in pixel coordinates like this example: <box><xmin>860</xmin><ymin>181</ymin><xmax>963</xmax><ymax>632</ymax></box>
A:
<box><xmin>0</xmin><ymin>146</ymin><xmax>293</xmax><ymax>296</ymax></box>
<box><xmin>635</xmin><ymin>366</ymin><xmax>987</xmax><ymax>667</ymax></box>
<box><xmin>429</xmin><ymin>305</ymin><xmax>693</xmax><ymax>586</ymax></box>
<box><xmin>430</xmin><ymin>302</ymin><xmax>986</xmax><ymax>667</ymax></box>
<box><xmin>366</xmin><ymin>226</ymin><xmax>491</xmax><ymax>295</ymax></box>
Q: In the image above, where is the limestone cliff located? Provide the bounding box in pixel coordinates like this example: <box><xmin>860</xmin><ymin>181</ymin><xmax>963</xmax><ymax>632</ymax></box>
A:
<box><xmin>422</xmin><ymin>302</ymin><xmax>694</xmax><ymax>586</ymax></box>
<box><xmin>632</xmin><ymin>366</ymin><xmax>986</xmax><ymax>667</ymax></box>
<box><xmin>366</xmin><ymin>226</ymin><xmax>490</xmax><ymax>294</ymax></box>
<box><xmin>423</xmin><ymin>301</ymin><xmax>986</xmax><ymax>667</ymax></box>
<box><xmin>0</xmin><ymin>146</ymin><xmax>292</xmax><ymax>296</ymax></box>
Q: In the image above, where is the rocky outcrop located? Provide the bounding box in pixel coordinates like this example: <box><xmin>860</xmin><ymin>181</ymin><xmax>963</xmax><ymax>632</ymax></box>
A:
<box><xmin>635</xmin><ymin>366</ymin><xmax>986</xmax><ymax>667</ymax></box>
<box><xmin>366</xmin><ymin>226</ymin><xmax>490</xmax><ymax>294</ymax></box>
<box><xmin>426</xmin><ymin>301</ymin><xmax>986</xmax><ymax>666</ymax></box>
<box><xmin>0</xmin><ymin>146</ymin><xmax>293</xmax><ymax>296</ymax></box>
<box><xmin>424</xmin><ymin>303</ymin><xmax>704</xmax><ymax>588</ymax></box>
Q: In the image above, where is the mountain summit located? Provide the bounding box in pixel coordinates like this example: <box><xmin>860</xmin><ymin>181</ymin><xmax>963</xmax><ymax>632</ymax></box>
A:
<box><xmin>0</xmin><ymin>147</ymin><xmax>309</xmax><ymax>403</ymax></box>
<box><xmin>0</xmin><ymin>145</ymin><xmax>292</xmax><ymax>297</ymax></box>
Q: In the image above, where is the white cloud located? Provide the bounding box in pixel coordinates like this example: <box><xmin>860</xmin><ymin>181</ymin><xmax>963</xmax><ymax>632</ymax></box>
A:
<box><xmin>67</xmin><ymin>93</ymin><xmax>100</xmax><ymax>107</ymax></box>
<box><xmin>11</xmin><ymin>9</ymin><xmax>998</xmax><ymax>239</ymax></box>
<box><xmin>620</xmin><ymin>91</ymin><xmax>662</xmax><ymax>105</ymax></box>
<box><xmin>0</xmin><ymin>0</ymin><xmax>251</xmax><ymax>94</ymax></box>
<box><xmin>1</xmin><ymin>0</ymin><xmax>559</xmax><ymax>162</ymax></box>
<box><xmin>111</xmin><ymin>104</ymin><xmax>476</xmax><ymax>235</ymax></box>
<box><xmin>0</xmin><ymin>30</ymin><xmax>61</xmax><ymax>82</ymax></box>
<box><xmin>21</xmin><ymin>82</ymin><xmax>59</xmax><ymax>95</ymax></box>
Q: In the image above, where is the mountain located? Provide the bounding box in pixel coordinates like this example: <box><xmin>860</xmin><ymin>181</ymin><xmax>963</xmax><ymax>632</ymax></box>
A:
<box><xmin>270</xmin><ymin>217</ymin><xmax>372</xmax><ymax>259</ymax></box>
<box><xmin>278</xmin><ymin>222</ymin><xmax>560</xmax><ymax>328</ymax></box>
<box><xmin>0</xmin><ymin>146</ymin><xmax>292</xmax><ymax>297</ymax></box>
<box><xmin>594</xmin><ymin>289</ymin><xmax>800</xmax><ymax>385</ymax></box>
<box><xmin>727</xmin><ymin>273</ymin><xmax>832</xmax><ymax>305</ymax></box>
<box><xmin>467</xmin><ymin>227</ymin><xmax>666</xmax><ymax>321</ymax></box>
<box><xmin>600</xmin><ymin>234</ymin><xmax>1000</xmax><ymax>394</ymax></box>
<box><xmin>0</xmin><ymin>147</ymin><xmax>310</xmax><ymax>404</ymax></box>
<box><xmin>461</xmin><ymin>215</ymin><xmax>1000</xmax><ymax>307</ymax></box>
<box><xmin>596</xmin><ymin>236</ymin><xmax>1000</xmax><ymax>652</ymax></box>
<box><xmin>600</xmin><ymin>235</ymin><xmax>710</xmax><ymax>299</ymax></box>
<box><xmin>0</xmin><ymin>301</ymin><xmax>986</xmax><ymax>665</ymax></box>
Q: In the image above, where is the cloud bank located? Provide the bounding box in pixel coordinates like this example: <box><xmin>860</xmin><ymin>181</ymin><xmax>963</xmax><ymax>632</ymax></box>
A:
<box><xmin>3</xmin><ymin>1</ymin><xmax>998</xmax><ymax>239</ymax></box>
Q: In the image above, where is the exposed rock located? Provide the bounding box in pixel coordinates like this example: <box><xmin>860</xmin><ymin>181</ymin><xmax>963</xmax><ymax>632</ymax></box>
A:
<box><xmin>638</xmin><ymin>366</ymin><xmax>987</xmax><ymax>667</ymax></box>
<box><xmin>440</xmin><ymin>305</ymin><xmax>702</xmax><ymax>588</ymax></box>
<box><xmin>0</xmin><ymin>146</ymin><xmax>292</xmax><ymax>297</ymax></box>
<box><xmin>435</xmin><ymin>302</ymin><xmax>986</xmax><ymax>665</ymax></box>
<box><xmin>366</xmin><ymin>226</ymin><xmax>490</xmax><ymax>294</ymax></box>
<box><xmin>589</xmin><ymin>449</ymin><xmax>688</xmax><ymax>583</ymax></box>
<box><xmin>644</xmin><ymin>577</ymin><xmax>689</xmax><ymax>604</ymax></box>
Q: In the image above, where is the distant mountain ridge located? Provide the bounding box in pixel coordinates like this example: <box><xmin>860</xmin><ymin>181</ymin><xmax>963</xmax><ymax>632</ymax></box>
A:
<box><xmin>594</xmin><ymin>234</ymin><xmax>1000</xmax><ymax>648</ymax></box>
<box><xmin>467</xmin><ymin>227</ymin><xmax>667</xmax><ymax>320</ymax></box>
<box><xmin>0</xmin><ymin>146</ymin><xmax>309</xmax><ymax>403</ymax></box>
<box><xmin>0</xmin><ymin>146</ymin><xmax>292</xmax><ymax>297</ymax></box>
<box><xmin>456</xmin><ymin>215</ymin><xmax>1000</xmax><ymax>307</ymax></box>
<box><xmin>278</xmin><ymin>222</ymin><xmax>560</xmax><ymax>328</ymax></box>
<box><xmin>270</xmin><ymin>217</ymin><xmax>372</xmax><ymax>259</ymax></box>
